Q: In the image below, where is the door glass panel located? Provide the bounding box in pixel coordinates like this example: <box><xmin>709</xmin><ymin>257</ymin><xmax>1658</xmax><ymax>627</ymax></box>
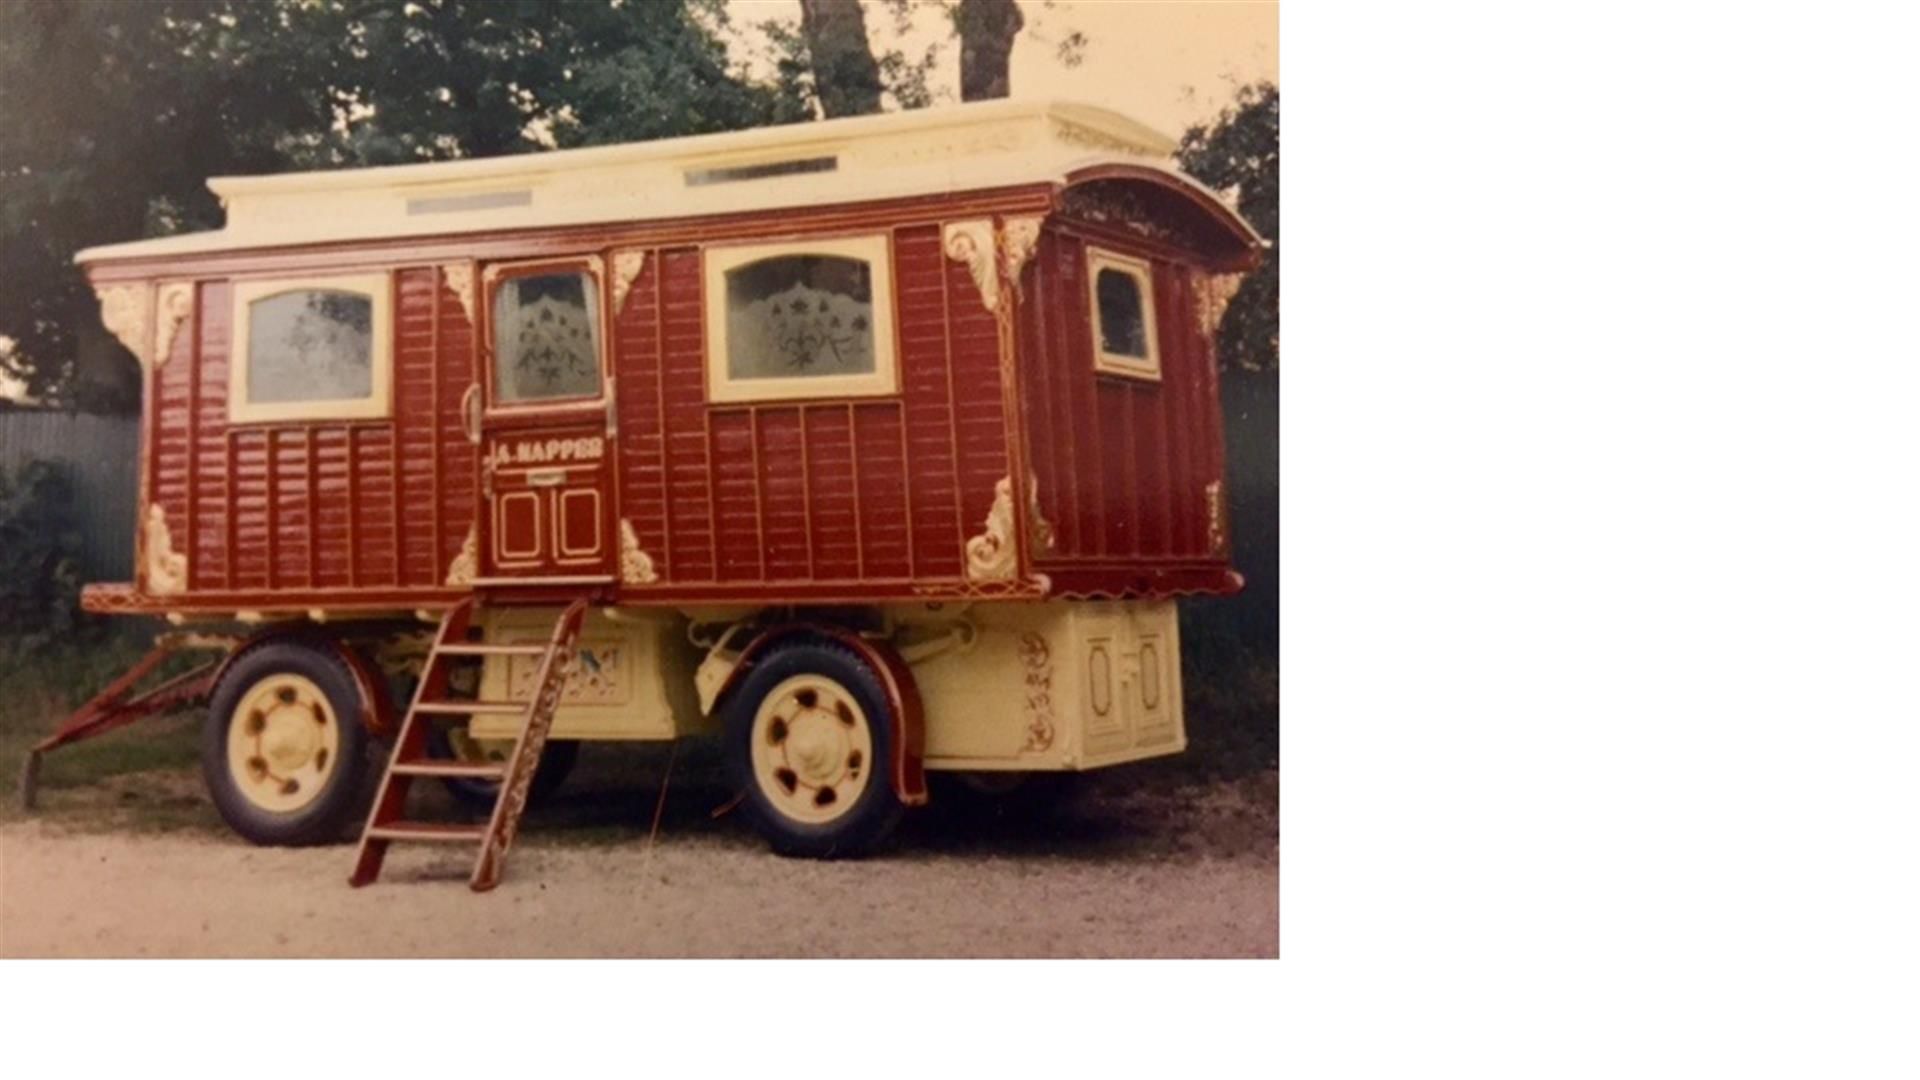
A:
<box><xmin>493</xmin><ymin>272</ymin><xmax>601</xmax><ymax>403</ymax></box>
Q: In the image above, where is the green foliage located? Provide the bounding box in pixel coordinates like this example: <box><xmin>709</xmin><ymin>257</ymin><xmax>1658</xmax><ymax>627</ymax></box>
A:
<box><xmin>0</xmin><ymin>0</ymin><xmax>811</xmax><ymax>409</ymax></box>
<box><xmin>0</xmin><ymin>460</ymin><xmax>96</xmax><ymax>663</ymax></box>
<box><xmin>1178</xmin><ymin>81</ymin><xmax>1278</xmax><ymax>372</ymax></box>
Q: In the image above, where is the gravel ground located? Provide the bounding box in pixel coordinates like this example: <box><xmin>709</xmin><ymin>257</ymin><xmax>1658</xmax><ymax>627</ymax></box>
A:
<box><xmin>0</xmin><ymin>765</ymin><xmax>1277</xmax><ymax>958</ymax></box>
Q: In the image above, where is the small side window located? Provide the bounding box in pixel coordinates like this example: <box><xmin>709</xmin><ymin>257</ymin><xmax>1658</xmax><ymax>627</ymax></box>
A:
<box><xmin>230</xmin><ymin>274</ymin><xmax>392</xmax><ymax>423</ymax></box>
<box><xmin>1087</xmin><ymin>248</ymin><xmax>1160</xmax><ymax>381</ymax></box>
<box><xmin>703</xmin><ymin>235</ymin><xmax>897</xmax><ymax>403</ymax></box>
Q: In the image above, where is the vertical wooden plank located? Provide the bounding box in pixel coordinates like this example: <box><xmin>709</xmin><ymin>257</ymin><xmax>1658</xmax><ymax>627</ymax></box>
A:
<box><xmin>305</xmin><ymin>427</ymin><xmax>318</xmax><ymax>587</ymax></box>
<box><xmin>346</xmin><ymin>425</ymin><xmax>359</xmax><ymax>587</ymax></box>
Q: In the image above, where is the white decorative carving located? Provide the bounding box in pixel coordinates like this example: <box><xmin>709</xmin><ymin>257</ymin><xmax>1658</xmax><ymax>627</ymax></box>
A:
<box><xmin>96</xmin><ymin>284</ymin><xmax>154</xmax><ymax>367</ymax></box>
<box><xmin>154</xmin><ymin>283</ymin><xmax>193</xmax><ymax>367</ymax></box>
<box><xmin>943</xmin><ymin>219</ymin><xmax>998</xmax><ymax>314</ymax></box>
<box><xmin>1053</xmin><ymin>120</ymin><xmax>1146</xmax><ymax>156</ymax></box>
<box><xmin>1000</xmin><ymin>216</ymin><xmax>1044</xmax><ymax>290</ymax></box>
<box><xmin>1017</xmin><ymin>631</ymin><xmax>1056</xmax><ymax>752</ymax></box>
<box><xmin>143</xmin><ymin>504</ymin><xmax>187</xmax><ymax>595</ymax></box>
<box><xmin>1193</xmin><ymin>270</ymin><xmax>1246</xmax><ymax>338</ymax></box>
<box><xmin>445</xmin><ymin>526</ymin><xmax>478</xmax><ymax>586</ymax></box>
<box><xmin>442</xmin><ymin>263</ymin><xmax>476</xmax><ymax>325</ymax></box>
<box><xmin>964</xmin><ymin>475</ymin><xmax>1019</xmax><ymax>581</ymax></box>
<box><xmin>611</xmin><ymin>248</ymin><xmax>647</xmax><ymax>316</ymax></box>
<box><xmin>619</xmin><ymin>520</ymin><xmax>658</xmax><ymax>585</ymax></box>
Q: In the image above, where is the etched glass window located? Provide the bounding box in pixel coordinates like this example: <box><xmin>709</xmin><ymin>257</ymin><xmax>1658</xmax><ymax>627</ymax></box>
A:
<box><xmin>245</xmin><ymin>290</ymin><xmax>374</xmax><ymax>403</ymax></box>
<box><xmin>723</xmin><ymin>255</ymin><xmax>875</xmax><ymax>381</ymax></box>
<box><xmin>1095</xmin><ymin>268</ymin><xmax>1148</xmax><ymax>359</ymax></box>
<box><xmin>493</xmin><ymin>272</ymin><xmax>602</xmax><ymax>403</ymax></box>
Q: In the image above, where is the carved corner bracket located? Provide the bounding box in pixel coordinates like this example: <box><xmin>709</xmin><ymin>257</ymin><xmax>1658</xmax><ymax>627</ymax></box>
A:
<box><xmin>1193</xmin><ymin>270</ymin><xmax>1247</xmax><ymax>339</ymax></box>
<box><xmin>445</xmin><ymin>526</ymin><xmax>478</xmax><ymax>587</ymax></box>
<box><xmin>96</xmin><ymin>283</ymin><xmax>155</xmax><ymax>368</ymax></box>
<box><xmin>143</xmin><ymin>504</ymin><xmax>188</xmax><ymax>595</ymax></box>
<box><xmin>964</xmin><ymin>476</ymin><xmax>1019</xmax><ymax>582</ymax></box>
<box><xmin>611</xmin><ymin>249</ymin><xmax>647</xmax><ymax>317</ymax></box>
<box><xmin>619</xmin><ymin>520</ymin><xmax>658</xmax><ymax>585</ymax></box>
<box><xmin>154</xmin><ymin>283</ymin><xmax>194</xmax><ymax>367</ymax></box>
<box><xmin>943</xmin><ymin>219</ymin><xmax>999</xmax><ymax>314</ymax></box>
<box><xmin>442</xmin><ymin>263</ymin><xmax>477</xmax><ymax>326</ymax></box>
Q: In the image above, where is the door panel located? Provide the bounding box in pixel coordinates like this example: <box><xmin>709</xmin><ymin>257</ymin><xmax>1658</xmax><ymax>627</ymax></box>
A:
<box><xmin>475</xmin><ymin>257</ymin><xmax>618</xmax><ymax>584</ymax></box>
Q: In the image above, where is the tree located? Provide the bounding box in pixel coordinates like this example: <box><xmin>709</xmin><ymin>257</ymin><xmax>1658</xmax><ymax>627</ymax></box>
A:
<box><xmin>0</xmin><ymin>0</ymin><xmax>806</xmax><ymax>410</ymax></box>
<box><xmin>796</xmin><ymin>0</ymin><xmax>885</xmax><ymax>118</ymax></box>
<box><xmin>955</xmin><ymin>0</ymin><xmax>1023</xmax><ymax>102</ymax></box>
<box><xmin>1177</xmin><ymin>81</ymin><xmax>1278</xmax><ymax>372</ymax></box>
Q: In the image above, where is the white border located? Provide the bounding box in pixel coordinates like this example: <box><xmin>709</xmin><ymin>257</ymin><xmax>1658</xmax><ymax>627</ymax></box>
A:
<box><xmin>702</xmin><ymin>235</ymin><xmax>899</xmax><ymax>404</ymax></box>
<box><xmin>228</xmin><ymin>273</ymin><xmax>392</xmax><ymax>424</ymax></box>
<box><xmin>1086</xmin><ymin>247</ymin><xmax>1161</xmax><ymax>381</ymax></box>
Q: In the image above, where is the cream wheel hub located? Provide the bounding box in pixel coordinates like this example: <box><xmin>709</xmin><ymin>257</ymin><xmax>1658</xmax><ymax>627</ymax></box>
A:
<box><xmin>226</xmin><ymin>674</ymin><xmax>341</xmax><ymax>813</ymax></box>
<box><xmin>749</xmin><ymin>674</ymin><xmax>874</xmax><ymax>825</ymax></box>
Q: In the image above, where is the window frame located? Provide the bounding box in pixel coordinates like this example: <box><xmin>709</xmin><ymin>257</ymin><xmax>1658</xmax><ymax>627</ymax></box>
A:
<box><xmin>228</xmin><ymin>273</ymin><xmax>393</xmax><ymax>424</ymax></box>
<box><xmin>482</xmin><ymin>256</ymin><xmax>611</xmax><ymax>414</ymax></box>
<box><xmin>702</xmin><ymin>234</ymin><xmax>899</xmax><ymax>405</ymax></box>
<box><xmin>1085</xmin><ymin>247</ymin><xmax>1162</xmax><ymax>382</ymax></box>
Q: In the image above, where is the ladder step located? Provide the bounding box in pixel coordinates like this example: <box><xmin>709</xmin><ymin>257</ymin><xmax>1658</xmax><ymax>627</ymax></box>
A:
<box><xmin>413</xmin><ymin>701</ymin><xmax>527</xmax><ymax>717</ymax></box>
<box><xmin>390</xmin><ymin>760</ymin><xmax>507</xmax><ymax>781</ymax></box>
<box><xmin>367</xmin><ymin>821</ymin><xmax>489</xmax><ymax>843</ymax></box>
<box><xmin>435</xmin><ymin>643</ymin><xmax>548</xmax><ymax>658</ymax></box>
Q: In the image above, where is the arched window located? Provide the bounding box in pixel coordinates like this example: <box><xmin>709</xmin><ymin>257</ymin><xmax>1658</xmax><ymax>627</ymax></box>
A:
<box><xmin>1087</xmin><ymin>248</ymin><xmax>1160</xmax><ymax>381</ymax></box>
<box><xmin>703</xmin><ymin>235</ymin><xmax>897</xmax><ymax>403</ymax></box>
<box><xmin>230</xmin><ymin>274</ymin><xmax>391</xmax><ymax>422</ymax></box>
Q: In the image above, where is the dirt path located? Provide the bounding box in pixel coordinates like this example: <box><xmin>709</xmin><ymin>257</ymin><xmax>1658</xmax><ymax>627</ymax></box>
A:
<box><xmin>0</xmin><ymin>772</ymin><xmax>1277</xmax><ymax>958</ymax></box>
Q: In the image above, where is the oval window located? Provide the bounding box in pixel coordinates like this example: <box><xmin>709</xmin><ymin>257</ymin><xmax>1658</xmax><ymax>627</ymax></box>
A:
<box><xmin>1088</xmin><ymin>645</ymin><xmax>1112</xmax><ymax>717</ymax></box>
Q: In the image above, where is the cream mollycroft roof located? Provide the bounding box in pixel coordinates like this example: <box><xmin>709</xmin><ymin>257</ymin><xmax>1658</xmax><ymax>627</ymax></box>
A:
<box><xmin>77</xmin><ymin>99</ymin><xmax>1249</xmax><ymax>265</ymax></box>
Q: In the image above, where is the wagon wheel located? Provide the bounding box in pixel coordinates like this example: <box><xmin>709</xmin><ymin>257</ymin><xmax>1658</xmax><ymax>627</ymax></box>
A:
<box><xmin>725</xmin><ymin>640</ymin><xmax>904</xmax><ymax>858</ymax></box>
<box><xmin>202</xmin><ymin>640</ymin><xmax>374</xmax><ymax>846</ymax></box>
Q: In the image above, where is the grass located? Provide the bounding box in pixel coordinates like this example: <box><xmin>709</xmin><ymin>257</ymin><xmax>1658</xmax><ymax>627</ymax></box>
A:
<box><xmin>0</xmin><ymin>624</ymin><xmax>221</xmax><ymax>833</ymax></box>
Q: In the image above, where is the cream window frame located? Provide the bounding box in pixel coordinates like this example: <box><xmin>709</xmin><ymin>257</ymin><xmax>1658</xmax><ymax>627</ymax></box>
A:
<box><xmin>703</xmin><ymin>235</ymin><xmax>898</xmax><ymax>404</ymax></box>
<box><xmin>229</xmin><ymin>273</ymin><xmax>392</xmax><ymax>424</ymax></box>
<box><xmin>1086</xmin><ymin>248</ymin><xmax>1161</xmax><ymax>382</ymax></box>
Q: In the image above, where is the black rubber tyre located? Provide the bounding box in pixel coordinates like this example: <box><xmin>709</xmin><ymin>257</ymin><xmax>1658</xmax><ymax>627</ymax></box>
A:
<box><xmin>425</xmin><ymin>728</ymin><xmax>580</xmax><ymax>809</ymax></box>
<box><xmin>724</xmin><ymin>639</ymin><xmax>906</xmax><ymax>858</ymax></box>
<box><xmin>201</xmin><ymin>640</ymin><xmax>374</xmax><ymax>846</ymax></box>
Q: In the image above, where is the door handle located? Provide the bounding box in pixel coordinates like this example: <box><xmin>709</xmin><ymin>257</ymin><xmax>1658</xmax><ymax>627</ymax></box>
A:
<box><xmin>460</xmin><ymin>383</ymin><xmax>481</xmax><ymax>444</ymax></box>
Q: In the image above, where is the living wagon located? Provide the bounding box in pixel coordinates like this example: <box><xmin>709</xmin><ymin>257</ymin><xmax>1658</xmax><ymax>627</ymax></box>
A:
<box><xmin>57</xmin><ymin>99</ymin><xmax>1260</xmax><ymax>881</ymax></box>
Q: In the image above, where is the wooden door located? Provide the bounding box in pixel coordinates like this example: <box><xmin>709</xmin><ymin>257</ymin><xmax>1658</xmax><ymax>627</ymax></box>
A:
<box><xmin>474</xmin><ymin>257</ymin><xmax>618</xmax><ymax>585</ymax></box>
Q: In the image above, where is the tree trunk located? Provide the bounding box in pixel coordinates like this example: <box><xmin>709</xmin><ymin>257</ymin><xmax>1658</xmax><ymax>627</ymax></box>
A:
<box><xmin>798</xmin><ymin>0</ymin><xmax>883</xmax><ymax>117</ymax></box>
<box><xmin>956</xmin><ymin>0</ymin><xmax>1024</xmax><ymax>102</ymax></box>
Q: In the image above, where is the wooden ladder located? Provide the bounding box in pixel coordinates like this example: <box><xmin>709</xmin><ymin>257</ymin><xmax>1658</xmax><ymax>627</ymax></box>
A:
<box><xmin>350</xmin><ymin>596</ymin><xmax>590</xmax><ymax>892</ymax></box>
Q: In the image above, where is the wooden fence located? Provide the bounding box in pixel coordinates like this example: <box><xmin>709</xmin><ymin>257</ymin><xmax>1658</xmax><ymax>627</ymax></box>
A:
<box><xmin>0</xmin><ymin>409</ymin><xmax>139</xmax><ymax>579</ymax></box>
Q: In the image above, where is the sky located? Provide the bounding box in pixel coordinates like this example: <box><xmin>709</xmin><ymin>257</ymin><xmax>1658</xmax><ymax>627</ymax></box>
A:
<box><xmin>723</xmin><ymin>0</ymin><xmax>1279</xmax><ymax>140</ymax></box>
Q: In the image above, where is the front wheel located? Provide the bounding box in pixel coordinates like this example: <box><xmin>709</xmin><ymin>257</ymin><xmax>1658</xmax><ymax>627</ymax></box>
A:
<box><xmin>725</xmin><ymin>640</ymin><xmax>904</xmax><ymax>858</ymax></box>
<box><xmin>201</xmin><ymin>640</ymin><xmax>374</xmax><ymax>846</ymax></box>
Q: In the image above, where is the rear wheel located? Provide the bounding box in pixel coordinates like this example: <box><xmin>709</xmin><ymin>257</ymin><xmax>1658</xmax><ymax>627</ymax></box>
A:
<box><xmin>725</xmin><ymin>641</ymin><xmax>904</xmax><ymax>858</ymax></box>
<box><xmin>426</xmin><ymin>725</ymin><xmax>579</xmax><ymax>809</ymax></box>
<box><xmin>202</xmin><ymin>641</ymin><xmax>373</xmax><ymax>846</ymax></box>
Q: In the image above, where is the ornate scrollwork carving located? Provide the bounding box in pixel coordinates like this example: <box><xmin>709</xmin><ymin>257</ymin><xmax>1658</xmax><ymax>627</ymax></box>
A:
<box><xmin>445</xmin><ymin>526</ymin><xmax>478</xmax><ymax>587</ymax></box>
<box><xmin>1193</xmin><ymin>270</ymin><xmax>1246</xmax><ymax>338</ymax></box>
<box><xmin>611</xmin><ymin>248</ymin><xmax>647</xmax><ymax>316</ymax></box>
<box><xmin>143</xmin><ymin>504</ymin><xmax>188</xmax><ymax>595</ymax></box>
<box><xmin>442</xmin><ymin>262</ymin><xmax>476</xmax><ymax>326</ymax></box>
<box><xmin>154</xmin><ymin>283</ymin><xmax>194</xmax><ymax>367</ymax></box>
<box><xmin>1017</xmin><ymin>631</ymin><xmax>1057</xmax><ymax>752</ymax></box>
<box><xmin>964</xmin><ymin>475</ymin><xmax>1019</xmax><ymax>581</ymax></box>
<box><xmin>619</xmin><ymin>519</ymin><xmax>658</xmax><ymax>585</ymax></box>
<box><xmin>1000</xmin><ymin>215</ymin><xmax>1044</xmax><ymax>294</ymax></box>
<box><xmin>943</xmin><ymin>219</ymin><xmax>999</xmax><ymax>314</ymax></box>
<box><xmin>96</xmin><ymin>284</ymin><xmax>154</xmax><ymax>367</ymax></box>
